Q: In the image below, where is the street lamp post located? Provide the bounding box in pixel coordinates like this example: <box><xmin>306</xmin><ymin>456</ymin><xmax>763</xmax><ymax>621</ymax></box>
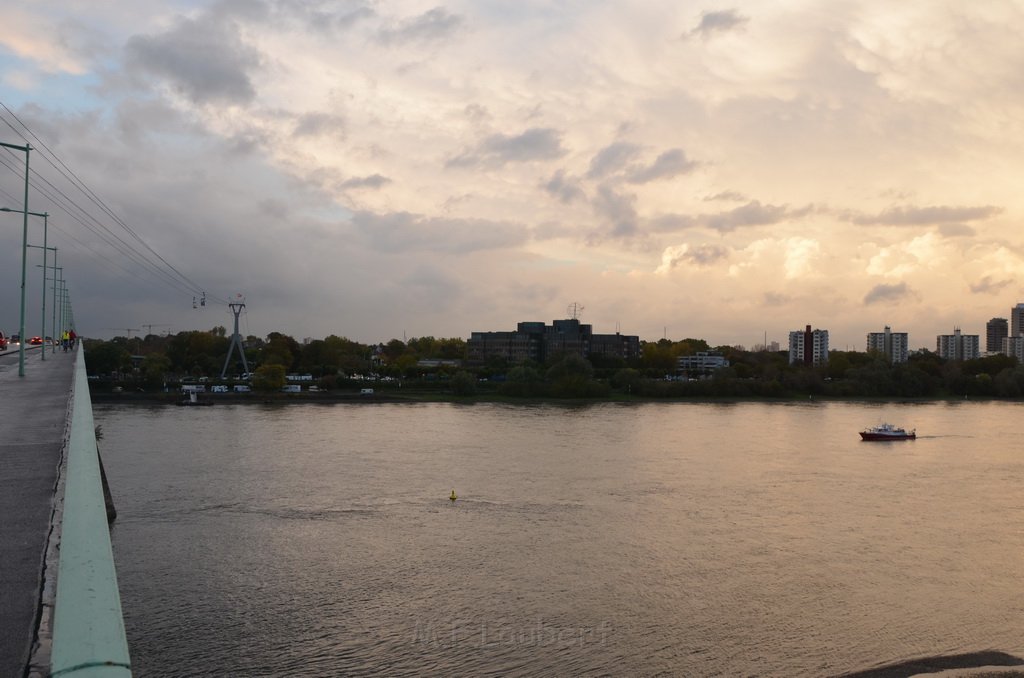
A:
<box><xmin>20</xmin><ymin>210</ymin><xmax>52</xmax><ymax>361</ymax></box>
<box><xmin>0</xmin><ymin>141</ymin><xmax>32</xmax><ymax>376</ymax></box>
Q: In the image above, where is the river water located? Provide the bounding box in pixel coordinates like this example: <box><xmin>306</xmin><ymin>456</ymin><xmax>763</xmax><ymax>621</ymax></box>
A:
<box><xmin>95</xmin><ymin>400</ymin><xmax>1024</xmax><ymax>676</ymax></box>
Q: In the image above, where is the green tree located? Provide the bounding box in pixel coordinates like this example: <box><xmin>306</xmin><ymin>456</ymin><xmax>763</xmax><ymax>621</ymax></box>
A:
<box><xmin>253</xmin><ymin>364</ymin><xmax>286</xmax><ymax>391</ymax></box>
<box><xmin>450</xmin><ymin>371</ymin><xmax>477</xmax><ymax>396</ymax></box>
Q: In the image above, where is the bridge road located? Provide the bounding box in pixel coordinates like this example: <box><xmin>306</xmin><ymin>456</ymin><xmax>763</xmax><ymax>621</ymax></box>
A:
<box><xmin>0</xmin><ymin>345</ymin><xmax>76</xmax><ymax>677</ymax></box>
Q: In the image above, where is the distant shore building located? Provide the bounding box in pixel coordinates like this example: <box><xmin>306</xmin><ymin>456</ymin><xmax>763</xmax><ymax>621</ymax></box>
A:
<box><xmin>986</xmin><ymin>317</ymin><xmax>1009</xmax><ymax>354</ymax></box>
<box><xmin>467</xmin><ymin>318</ymin><xmax>639</xmax><ymax>365</ymax></box>
<box><xmin>1003</xmin><ymin>336</ymin><xmax>1024</xmax><ymax>362</ymax></box>
<box><xmin>677</xmin><ymin>351</ymin><xmax>730</xmax><ymax>378</ymax></box>
<box><xmin>788</xmin><ymin>325</ymin><xmax>829</xmax><ymax>366</ymax></box>
<box><xmin>936</xmin><ymin>327</ymin><xmax>980</xmax><ymax>361</ymax></box>
<box><xmin>1012</xmin><ymin>303</ymin><xmax>1024</xmax><ymax>338</ymax></box>
<box><xmin>866</xmin><ymin>326</ymin><xmax>909</xmax><ymax>363</ymax></box>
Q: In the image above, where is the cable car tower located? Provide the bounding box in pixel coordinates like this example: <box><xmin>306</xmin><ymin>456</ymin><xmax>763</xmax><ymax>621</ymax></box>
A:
<box><xmin>220</xmin><ymin>294</ymin><xmax>250</xmax><ymax>379</ymax></box>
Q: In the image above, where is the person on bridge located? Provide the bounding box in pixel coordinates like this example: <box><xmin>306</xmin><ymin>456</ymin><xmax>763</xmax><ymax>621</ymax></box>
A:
<box><xmin>61</xmin><ymin>330</ymin><xmax>70</xmax><ymax>352</ymax></box>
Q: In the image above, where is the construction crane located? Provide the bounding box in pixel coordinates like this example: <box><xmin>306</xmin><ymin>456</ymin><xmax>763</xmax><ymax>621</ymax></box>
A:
<box><xmin>104</xmin><ymin>327</ymin><xmax>141</xmax><ymax>339</ymax></box>
<box><xmin>141</xmin><ymin>323</ymin><xmax>170</xmax><ymax>337</ymax></box>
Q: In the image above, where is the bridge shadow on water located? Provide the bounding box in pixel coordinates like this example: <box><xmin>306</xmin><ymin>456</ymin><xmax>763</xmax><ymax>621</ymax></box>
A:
<box><xmin>838</xmin><ymin>650</ymin><xmax>1024</xmax><ymax>677</ymax></box>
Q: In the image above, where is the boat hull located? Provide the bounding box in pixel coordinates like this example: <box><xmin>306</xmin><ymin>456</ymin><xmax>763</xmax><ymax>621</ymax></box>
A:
<box><xmin>859</xmin><ymin>431</ymin><xmax>915</xmax><ymax>441</ymax></box>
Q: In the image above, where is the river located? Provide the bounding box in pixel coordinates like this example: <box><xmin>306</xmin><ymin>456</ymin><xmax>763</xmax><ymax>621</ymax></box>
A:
<box><xmin>95</xmin><ymin>400</ymin><xmax>1024</xmax><ymax>676</ymax></box>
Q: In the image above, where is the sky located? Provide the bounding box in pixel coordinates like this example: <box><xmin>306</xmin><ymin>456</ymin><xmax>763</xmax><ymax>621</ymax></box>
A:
<box><xmin>2</xmin><ymin>0</ymin><xmax>1024</xmax><ymax>350</ymax></box>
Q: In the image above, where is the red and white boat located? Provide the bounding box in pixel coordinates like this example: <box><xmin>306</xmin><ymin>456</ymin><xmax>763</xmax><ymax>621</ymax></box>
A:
<box><xmin>860</xmin><ymin>423</ymin><xmax>916</xmax><ymax>441</ymax></box>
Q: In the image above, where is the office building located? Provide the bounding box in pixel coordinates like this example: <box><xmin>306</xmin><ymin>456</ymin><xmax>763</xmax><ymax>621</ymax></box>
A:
<box><xmin>677</xmin><ymin>351</ymin><xmax>730</xmax><ymax>377</ymax></box>
<box><xmin>986</xmin><ymin>317</ymin><xmax>1008</xmax><ymax>354</ymax></box>
<box><xmin>468</xmin><ymin>318</ymin><xmax>639</xmax><ymax>365</ymax></box>
<box><xmin>1012</xmin><ymin>304</ymin><xmax>1024</xmax><ymax>338</ymax></box>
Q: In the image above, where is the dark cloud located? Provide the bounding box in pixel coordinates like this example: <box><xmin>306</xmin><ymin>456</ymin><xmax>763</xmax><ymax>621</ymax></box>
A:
<box><xmin>124</xmin><ymin>15</ymin><xmax>261</xmax><ymax>105</ymax></box>
<box><xmin>705</xmin><ymin>201</ymin><xmax>809</xmax><ymax>232</ymax></box>
<box><xmin>845</xmin><ymin>204</ymin><xmax>1002</xmax><ymax>226</ymax></box>
<box><xmin>937</xmin><ymin>223</ymin><xmax>976</xmax><ymax>237</ymax></box>
<box><xmin>705</xmin><ymin>190</ymin><xmax>747</xmax><ymax>202</ymax></box>
<box><xmin>969</xmin><ymin>276</ymin><xmax>1012</xmax><ymax>294</ymax></box>
<box><xmin>864</xmin><ymin>282</ymin><xmax>912</xmax><ymax>305</ymax></box>
<box><xmin>586</xmin><ymin>141</ymin><xmax>642</xmax><ymax>179</ymax></box>
<box><xmin>593</xmin><ymin>185</ymin><xmax>639</xmax><ymax>238</ymax></box>
<box><xmin>446</xmin><ymin>128</ymin><xmax>566</xmax><ymax>168</ymax></box>
<box><xmin>649</xmin><ymin>200</ymin><xmax>807</xmax><ymax>234</ymax></box>
<box><xmin>339</xmin><ymin>174</ymin><xmax>391</xmax><ymax>190</ymax></box>
<box><xmin>293</xmin><ymin>112</ymin><xmax>346</xmax><ymax>138</ymax></box>
<box><xmin>687</xmin><ymin>9</ymin><xmax>749</xmax><ymax>39</ymax></box>
<box><xmin>351</xmin><ymin>210</ymin><xmax>528</xmax><ymax>253</ymax></box>
<box><xmin>683</xmin><ymin>244</ymin><xmax>729</xmax><ymax>265</ymax></box>
<box><xmin>626</xmin><ymin>148</ymin><xmax>698</xmax><ymax>184</ymax></box>
<box><xmin>542</xmin><ymin>170</ymin><xmax>585</xmax><ymax>204</ymax></box>
<box><xmin>377</xmin><ymin>7</ymin><xmax>462</xmax><ymax>46</ymax></box>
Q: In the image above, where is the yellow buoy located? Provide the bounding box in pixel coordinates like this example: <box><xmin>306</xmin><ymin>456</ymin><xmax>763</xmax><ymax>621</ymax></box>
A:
<box><xmin>449</xmin><ymin>489</ymin><xmax>457</xmax><ymax>502</ymax></box>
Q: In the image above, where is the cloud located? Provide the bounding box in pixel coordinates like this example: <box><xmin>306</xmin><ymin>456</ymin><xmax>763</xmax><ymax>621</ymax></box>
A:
<box><xmin>648</xmin><ymin>200</ymin><xmax>808</xmax><ymax>234</ymax></box>
<box><xmin>351</xmin><ymin>210</ymin><xmax>529</xmax><ymax>254</ymax></box>
<box><xmin>377</xmin><ymin>7</ymin><xmax>462</xmax><ymax>46</ymax></box>
<box><xmin>782</xmin><ymin>237</ymin><xmax>820</xmax><ymax>279</ymax></box>
<box><xmin>447</xmin><ymin>128</ymin><xmax>566</xmax><ymax>168</ymax></box>
<box><xmin>586</xmin><ymin>142</ymin><xmax>642</xmax><ymax>179</ymax></box>
<box><xmin>969</xmin><ymin>276</ymin><xmax>1012</xmax><ymax>294</ymax></box>
<box><xmin>687</xmin><ymin>10</ymin><xmax>749</xmax><ymax>39</ymax></box>
<box><xmin>655</xmin><ymin>243</ymin><xmax>729</xmax><ymax>274</ymax></box>
<box><xmin>339</xmin><ymin>174</ymin><xmax>391</xmax><ymax>190</ymax></box>
<box><xmin>626</xmin><ymin>149</ymin><xmax>698</xmax><ymax>184</ymax></box>
<box><xmin>124</xmin><ymin>14</ymin><xmax>262</xmax><ymax>105</ymax></box>
<box><xmin>293</xmin><ymin>112</ymin><xmax>346</xmax><ymax>138</ymax></box>
<box><xmin>845</xmin><ymin>204</ymin><xmax>1002</xmax><ymax>226</ymax></box>
<box><xmin>542</xmin><ymin>170</ymin><xmax>586</xmax><ymax>204</ymax></box>
<box><xmin>593</xmin><ymin>185</ymin><xmax>639</xmax><ymax>239</ymax></box>
<box><xmin>705</xmin><ymin>191</ymin><xmax>747</xmax><ymax>202</ymax></box>
<box><xmin>864</xmin><ymin>282</ymin><xmax>912</xmax><ymax>305</ymax></box>
<box><xmin>705</xmin><ymin>201</ymin><xmax>807</xmax><ymax>232</ymax></box>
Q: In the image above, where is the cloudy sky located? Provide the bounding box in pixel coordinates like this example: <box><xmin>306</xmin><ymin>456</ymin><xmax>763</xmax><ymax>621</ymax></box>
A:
<box><xmin>2</xmin><ymin>0</ymin><xmax>1024</xmax><ymax>349</ymax></box>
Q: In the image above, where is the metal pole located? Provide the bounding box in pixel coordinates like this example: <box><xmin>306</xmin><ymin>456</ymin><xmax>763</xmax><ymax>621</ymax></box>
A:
<box><xmin>51</xmin><ymin>256</ymin><xmax>59</xmax><ymax>354</ymax></box>
<box><xmin>40</xmin><ymin>213</ymin><xmax>48</xmax><ymax>360</ymax></box>
<box><xmin>0</xmin><ymin>141</ymin><xmax>32</xmax><ymax>376</ymax></box>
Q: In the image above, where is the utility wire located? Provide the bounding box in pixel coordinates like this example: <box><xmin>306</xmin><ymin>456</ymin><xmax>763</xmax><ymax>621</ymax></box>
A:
<box><xmin>0</xmin><ymin>100</ymin><xmax>228</xmax><ymax>305</ymax></box>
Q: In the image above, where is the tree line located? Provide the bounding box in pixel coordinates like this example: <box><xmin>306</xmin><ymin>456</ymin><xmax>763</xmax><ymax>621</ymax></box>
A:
<box><xmin>83</xmin><ymin>329</ymin><xmax>1024</xmax><ymax>398</ymax></box>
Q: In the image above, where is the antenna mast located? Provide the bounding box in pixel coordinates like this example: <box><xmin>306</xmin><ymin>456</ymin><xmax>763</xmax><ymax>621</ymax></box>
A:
<box><xmin>220</xmin><ymin>294</ymin><xmax>250</xmax><ymax>378</ymax></box>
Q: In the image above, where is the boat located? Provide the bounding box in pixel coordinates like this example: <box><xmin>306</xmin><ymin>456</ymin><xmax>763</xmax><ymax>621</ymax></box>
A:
<box><xmin>859</xmin><ymin>423</ymin><xmax>915</xmax><ymax>441</ymax></box>
<box><xmin>176</xmin><ymin>391</ymin><xmax>213</xmax><ymax>407</ymax></box>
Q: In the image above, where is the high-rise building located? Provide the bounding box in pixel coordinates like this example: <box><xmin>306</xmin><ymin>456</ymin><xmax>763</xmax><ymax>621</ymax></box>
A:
<box><xmin>1003</xmin><ymin>336</ymin><xmax>1024</xmax><ymax>362</ymax></box>
<box><xmin>1011</xmin><ymin>304</ymin><xmax>1024</xmax><ymax>337</ymax></box>
<box><xmin>788</xmin><ymin>325</ymin><xmax>829</xmax><ymax>365</ymax></box>
<box><xmin>866</xmin><ymin>326</ymin><xmax>909</xmax><ymax>363</ymax></box>
<box><xmin>936</xmin><ymin>327</ymin><xmax>980</xmax><ymax>361</ymax></box>
<box><xmin>986</xmin><ymin>317</ymin><xmax>1008</xmax><ymax>354</ymax></box>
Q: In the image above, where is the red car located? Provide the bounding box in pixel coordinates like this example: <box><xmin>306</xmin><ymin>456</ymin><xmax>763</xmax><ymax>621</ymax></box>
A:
<box><xmin>0</xmin><ymin>331</ymin><xmax>7</xmax><ymax>350</ymax></box>
<box><xmin>29</xmin><ymin>336</ymin><xmax>43</xmax><ymax>345</ymax></box>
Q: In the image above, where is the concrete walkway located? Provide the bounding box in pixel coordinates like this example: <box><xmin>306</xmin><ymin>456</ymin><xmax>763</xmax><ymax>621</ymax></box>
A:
<box><xmin>0</xmin><ymin>345</ymin><xmax>75</xmax><ymax>677</ymax></box>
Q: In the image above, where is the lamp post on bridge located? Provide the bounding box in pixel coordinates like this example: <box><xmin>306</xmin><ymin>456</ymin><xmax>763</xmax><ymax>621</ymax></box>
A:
<box><xmin>0</xmin><ymin>140</ymin><xmax>32</xmax><ymax>377</ymax></box>
<box><xmin>46</xmin><ymin>263</ymin><xmax>62</xmax><ymax>354</ymax></box>
<box><xmin>19</xmin><ymin>210</ymin><xmax>52</xmax><ymax>361</ymax></box>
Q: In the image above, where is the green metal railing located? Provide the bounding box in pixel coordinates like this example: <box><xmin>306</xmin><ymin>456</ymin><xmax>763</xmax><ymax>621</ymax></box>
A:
<box><xmin>51</xmin><ymin>346</ymin><xmax>132</xmax><ymax>677</ymax></box>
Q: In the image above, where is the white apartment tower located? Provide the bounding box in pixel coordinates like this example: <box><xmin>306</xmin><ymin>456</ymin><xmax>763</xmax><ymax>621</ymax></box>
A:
<box><xmin>789</xmin><ymin>325</ymin><xmax>829</xmax><ymax>365</ymax></box>
<box><xmin>936</xmin><ymin>327</ymin><xmax>980</xmax><ymax>361</ymax></box>
<box><xmin>866</xmin><ymin>326</ymin><xmax>909</xmax><ymax>363</ymax></box>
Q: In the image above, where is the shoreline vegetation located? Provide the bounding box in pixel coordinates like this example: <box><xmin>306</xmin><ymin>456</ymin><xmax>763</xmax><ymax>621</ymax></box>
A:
<box><xmin>83</xmin><ymin>330</ymin><xmax>1024</xmax><ymax>405</ymax></box>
